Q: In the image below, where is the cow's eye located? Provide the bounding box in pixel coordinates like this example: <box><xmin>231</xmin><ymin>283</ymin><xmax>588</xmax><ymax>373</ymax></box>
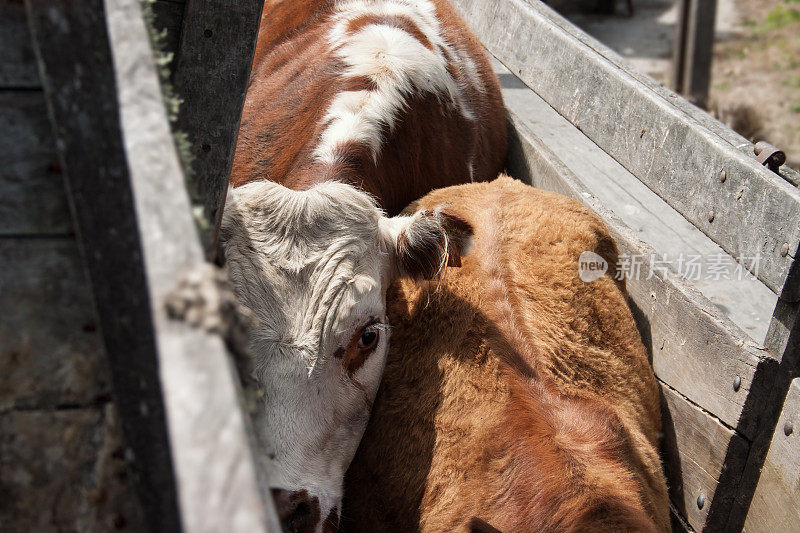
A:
<box><xmin>358</xmin><ymin>328</ymin><xmax>379</xmax><ymax>350</ymax></box>
<box><xmin>338</xmin><ymin>322</ymin><xmax>382</xmax><ymax>375</ymax></box>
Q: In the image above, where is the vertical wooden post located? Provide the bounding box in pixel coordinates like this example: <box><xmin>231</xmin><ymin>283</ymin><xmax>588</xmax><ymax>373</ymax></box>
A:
<box><xmin>672</xmin><ymin>0</ymin><xmax>717</xmax><ymax>108</ymax></box>
<box><xmin>25</xmin><ymin>2</ymin><xmax>181</xmax><ymax>528</ymax></box>
<box><xmin>726</xmin><ymin>252</ymin><xmax>800</xmax><ymax>530</ymax></box>
<box><xmin>741</xmin><ymin>378</ymin><xmax>800</xmax><ymax>530</ymax></box>
<box><xmin>25</xmin><ymin>0</ymin><xmax>277</xmax><ymax>530</ymax></box>
<box><xmin>172</xmin><ymin>0</ymin><xmax>264</xmax><ymax>261</ymax></box>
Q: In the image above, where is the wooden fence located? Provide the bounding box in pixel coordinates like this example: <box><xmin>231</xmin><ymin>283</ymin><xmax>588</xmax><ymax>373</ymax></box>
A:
<box><xmin>9</xmin><ymin>0</ymin><xmax>798</xmax><ymax>531</ymax></box>
<box><xmin>22</xmin><ymin>0</ymin><xmax>278</xmax><ymax>530</ymax></box>
<box><xmin>450</xmin><ymin>0</ymin><xmax>800</xmax><ymax>530</ymax></box>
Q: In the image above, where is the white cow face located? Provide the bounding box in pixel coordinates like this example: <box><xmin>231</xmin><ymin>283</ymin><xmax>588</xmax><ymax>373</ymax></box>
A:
<box><xmin>220</xmin><ymin>180</ymin><xmax>471</xmax><ymax>533</ymax></box>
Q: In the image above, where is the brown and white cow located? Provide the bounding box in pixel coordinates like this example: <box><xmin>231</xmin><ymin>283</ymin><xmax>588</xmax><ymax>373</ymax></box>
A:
<box><xmin>342</xmin><ymin>177</ymin><xmax>671</xmax><ymax>532</ymax></box>
<box><xmin>221</xmin><ymin>1</ymin><xmax>506</xmax><ymax>530</ymax></box>
<box><xmin>231</xmin><ymin>0</ymin><xmax>506</xmax><ymax>214</ymax></box>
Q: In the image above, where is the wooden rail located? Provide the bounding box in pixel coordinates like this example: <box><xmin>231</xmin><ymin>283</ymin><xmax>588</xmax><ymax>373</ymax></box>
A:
<box><xmin>452</xmin><ymin>0</ymin><xmax>800</xmax><ymax>299</ymax></box>
<box><xmin>456</xmin><ymin>1</ymin><xmax>800</xmax><ymax>530</ymax></box>
<box><xmin>744</xmin><ymin>378</ymin><xmax>800</xmax><ymax>530</ymax></box>
<box><xmin>173</xmin><ymin>0</ymin><xmax>264</xmax><ymax>259</ymax></box>
<box><xmin>24</xmin><ymin>0</ymin><xmax>277</xmax><ymax>530</ymax></box>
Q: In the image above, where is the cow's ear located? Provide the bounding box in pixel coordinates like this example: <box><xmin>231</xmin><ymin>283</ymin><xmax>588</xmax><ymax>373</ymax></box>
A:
<box><xmin>381</xmin><ymin>208</ymin><xmax>473</xmax><ymax>280</ymax></box>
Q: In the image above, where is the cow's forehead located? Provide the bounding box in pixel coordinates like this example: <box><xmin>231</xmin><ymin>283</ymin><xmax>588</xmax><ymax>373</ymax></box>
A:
<box><xmin>244</xmin><ymin>257</ymin><xmax>384</xmax><ymax>378</ymax></box>
<box><xmin>225</xmin><ymin>180</ymin><xmax>383</xmax><ymax>238</ymax></box>
<box><xmin>223</xmin><ymin>181</ymin><xmax>390</xmax><ymax>372</ymax></box>
<box><xmin>223</xmin><ymin>181</ymin><xmax>386</xmax><ymax>286</ymax></box>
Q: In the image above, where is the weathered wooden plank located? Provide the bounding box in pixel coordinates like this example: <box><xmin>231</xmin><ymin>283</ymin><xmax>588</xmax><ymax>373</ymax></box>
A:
<box><xmin>452</xmin><ymin>0</ymin><xmax>800</xmax><ymax>298</ymax></box>
<box><xmin>0</xmin><ymin>0</ymin><xmax>40</xmax><ymax>88</ymax></box>
<box><xmin>496</xmin><ymin>59</ymin><xmax>776</xmax><ymax>345</ymax></box>
<box><xmin>528</xmin><ymin>0</ymin><xmax>800</xmax><ymax>190</ymax></box>
<box><xmin>25</xmin><ymin>0</ymin><xmax>276</xmax><ymax>530</ymax></box>
<box><xmin>672</xmin><ymin>0</ymin><xmax>717</xmax><ymax>108</ymax></box>
<box><xmin>0</xmin><ymin>91</ymin><xmax>72</xmax><ymax>235</ymax></box>
<box><xmin>0</xmin><ymin>406</ymin><xmax>146</xmax><ymax>530</ymax></box>
<box><xmin>766</xmin><ymin>256</ymin><xmax>800</xmax><ymax>361</ymax></box>
<box><xmin>730</xmin><ymin>289</ymin><xmax>800</xmax><ymax>530</ymax></box>
<box><xmin>25</xmin><ymin>2</ymin><xmax>180</xmax><ymax>526</ymax></box>
<box><xmin>743</xmin><ymin>378</ymin><xmax>800</xmax><ymax>532</ymax></box>
<box><xmin>505</xmin><ymin>103</ymin><xmax>776</xmax><ymax>439</ymax></box>
<box><xmin>172</xmin><ymin>0</ymin><xmax>263</xmax><ymax>258</ymax></box>
<box><xmin>0</xmin><ymin>239</ymin><xmax>111</xmax><ymax>411</ymax></box>
<box><xmin>660</xmin><ymin>383</ymin><xmax>749</xmax><ymax>532</ymax></box>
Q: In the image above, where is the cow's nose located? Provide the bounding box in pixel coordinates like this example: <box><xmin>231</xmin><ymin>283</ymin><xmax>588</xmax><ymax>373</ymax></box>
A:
<box><xmin>271</xmin><ymin>488</ymin><xmax>320</xmax><ymax>533</ymax></box>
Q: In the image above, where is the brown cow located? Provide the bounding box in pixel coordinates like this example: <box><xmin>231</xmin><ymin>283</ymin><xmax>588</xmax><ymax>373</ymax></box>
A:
<box><xmin>222</xmin><ymin>1</ymin><xmax>507</xmax><ymax>531</ymax></box>
<box><xmin>342</xmin><ymin>176</ymin><xmax>670</xmax><ymax>532</ymax></box>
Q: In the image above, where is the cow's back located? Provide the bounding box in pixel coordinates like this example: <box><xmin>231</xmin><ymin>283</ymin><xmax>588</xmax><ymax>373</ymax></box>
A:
<box><xmin>231</xmin><ymin>0</ymin><xmax>507</xmax><ymax>215</ymax></box>
<box><xmin>342</xmin><ymin>176</ymin><xmax>670</xmax><ymax>531</ymax></box>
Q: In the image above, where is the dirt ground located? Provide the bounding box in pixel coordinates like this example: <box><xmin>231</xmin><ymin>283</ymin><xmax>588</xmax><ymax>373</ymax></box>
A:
<box><xmin>712</xmin><ymin>0</ymin><xmax>800</xmax><ymax>168</ymax></box>
<box><xmin>559</xmin><ymin>0</ymin><xmax>800</xmax><ymax>168</ymax></box>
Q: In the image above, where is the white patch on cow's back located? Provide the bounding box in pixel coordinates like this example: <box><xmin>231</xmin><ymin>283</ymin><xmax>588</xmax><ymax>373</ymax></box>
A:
<box><xmin>453</xmin><ymin>46</ymin><xmax>485</xmax><ymax>95</ymax></box>
<box><xmin>314</xmin><ymin>0</ymin><xmax>476</xmax><ymax>164</ymax></box>
<box><xmin>328</xmin><ymin>0</ymin><xmax>443</xmax><ymax>54</ymax></box>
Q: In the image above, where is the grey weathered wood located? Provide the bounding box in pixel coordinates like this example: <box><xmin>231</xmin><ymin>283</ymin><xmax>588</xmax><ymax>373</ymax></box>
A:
<box><xmin>452</xmin><ymin>0</ymin><xmax>800</xmax><ymax>298</ymax></box>
<box><xmin>766</xmin><ymin>255</ymin><xmax>800</xmax><ymax>361</ymax></box>
<box><xmin>529</xmin><ymin>0</ymin><xmax>800</xmax><ymax>191</ymax></box>
<box><xmin>0</xmin><ymin>406</ymin><xmax>146</xmax><ymax>530</ymax></box>
<box><xmin>0</xmin><ymin>239</ymin><xmax>111</xmax><ymax>411</ymax></box>
<box><xmin>505</xmin><ymin>101</ymin><xmax>776</xmax><ymax>439</ymax></box>
<box><xmin>26</xmin><ymin>2</ymin><xmax>179</xmax><ymax>526</ymax></box>
<box><xmin>172</xmin><ymin>0</ymin><xmax>264</xmax><ymax>259</ymax></box>
<box><xmin>0</xmin><ymin>92</ymin><xmax>71</xmax><ymax>235</ymax></box>
<box><xmin>729</xmin><ymin>264</ymin><xmax>800</xmax><ymax>530</ymax></box>
<box><xmin>743</xmin><ymin>378</ymin><xmax>800</xmax><ymax>532</ymax></box>
<box><xmin>25</xmin><ymin>0</ymin><xmax>276</xmax><ymax>530</ymax></box>
<box><xmin>660</xmin><ymin>383</ymin><xmax>749</xmax><ymax>532</ymax></box>
<box><xmin>672</xmin><ymin>0</ymin><xmax>717</xmax><ymax>108</ymax></box>
<box><xmin>496</xmin><ymin>59</ymin><xmax>777</xmax><ymax>345</ymax></box>
<box><xmin>0</xmin><ymin>0</ymin><xmax>40</xmax><ymax>88</ymax></box>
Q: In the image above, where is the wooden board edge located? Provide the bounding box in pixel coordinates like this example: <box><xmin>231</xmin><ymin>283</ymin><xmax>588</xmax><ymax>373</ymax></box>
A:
<box><xmin>659</xmin><ymin>381</ymin><xmax>750</xmax><ymax>532</ymax></box>
<box><xmin>742</xmin><ymin>378</ymin><xmax>800</xmax><ymax>531</ymax></box>
<box><xmin>26</xmin><ymin>0</ymin><xmax>277</xmax><ymax>530</ymax></box>
<box><xmin>172</xmin><ymin>0</ymin><xmax>264</xmax><ymax>260</ymax></box>
<box><xmin>451</xmin><ymin>0</ymin><xmax>800</xmax><ymax>298</ymax></box>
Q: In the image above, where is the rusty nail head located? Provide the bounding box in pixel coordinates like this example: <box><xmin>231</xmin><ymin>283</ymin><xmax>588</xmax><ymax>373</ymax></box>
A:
<box><xmin>719</xmin><ymin>169</ymin><xmax>727</xmax><ymax>183</ymax></box>
<box><xmin>697</xmin><ymin>493</ymin><xmax>706</xmax><ymax>509</ymax></box>
<box><xmin>733</xmin><ymin>376</ymin><xmax>741</xmax><ymax>391</ymax></box>
<box><xmin>785</xmin><ymin>421</ymin><xmax>794</xmax><ymax>436</ymax></box>
<box><xmin>708</xmin><ymin>210</ymin><xmax>715</xmax><ymax>223</ymax></box>
<box><xmin>781</xmin><ymin>243</ymin><xmax>790</xmax><ymax>257</ymax></box>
